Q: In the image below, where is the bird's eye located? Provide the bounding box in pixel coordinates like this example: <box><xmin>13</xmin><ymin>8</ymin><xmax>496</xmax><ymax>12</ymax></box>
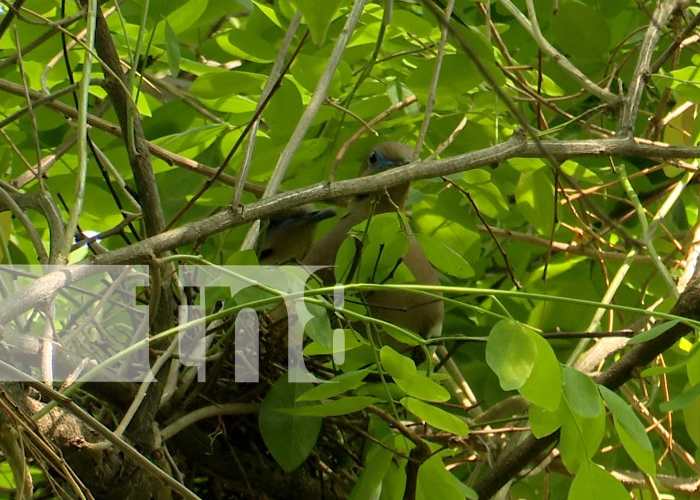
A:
<box><xmin>368</xmin><ymin>151</ymin><xmax>379</xmax><ymax>167</ymax></box>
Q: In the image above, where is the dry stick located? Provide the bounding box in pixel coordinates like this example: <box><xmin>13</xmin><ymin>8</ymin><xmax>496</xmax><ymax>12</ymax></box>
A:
<box><xmin>648</xmin><ymin>11</ymin><xmax>700</xmax><ymax>75</ymax></box>
<box><xmin>414</xmin><ymin>0</ymin><xmax>456</xmax><ymax>158</ymax></box>
<box><xmin>0</xmin><ymin>0</ymin><xmax>26</xmax><ymax>39</ymax></box>
<box><xmin>498</xmin><ymin>0</ymin><xmax>618</xmax><ymax>104</ymax></box>
<box><xmin>90</xmin><ymin>5</ymin><xmax>163</xmax><ymax>238</ymax></box>
<box><xmin>421</xmin><ymin>0</ymin><xmax>585</xmax><ymax>281</ymax></box>
<box><xmin>442</xmin><ymin>177</ymin><xmax>521</xmax><ymax>289</ymax></box>
<box><xmin>330</xmin><ymin>95</ymin><xmax>417</xmax><ymax>180</ymax></box>
<box><xmin>87</xmin><ymin>3</ymin><xmax>179</xmax><ymax>466</ymax></box>
<box><xmin>0</xmin><ymin>9</ymin><xmax>87</xmax><ymax>72</ymax></box>
<box><xmin>427</xmin><ymin>116</ymin><xmax>468</xmax><ymax>160</ymax></box>
<box><xmin>13</xmin><ymin>26</ymin><xmax>44</xmax><ymax>193</ymax></box>
<box><xmin>71</xmin><ymin>213</ymin><xmax>141</xmax><ymax>251</ymax></box>
<box><xmin>0</xmin><ymin>360</ymin><xmax>202</xmax><ymax>500</ymax></box>
<box><xmin>434</xmin><ymin>345</ymin><xmax>480</xmax><ymax>411</ymax></box>
<box><xmin>160</xmin><ymin>403</ymin><xmax>259</xmax><ymax>441</ymax></box>
<box><xmin>0</xmin><ymin>184</ymin><xmax>48</xmax><ymax>263</ymax></box>
<box><xmin>324</xmin><ymin>98</ymin><xmax>379</xmax><ymax>137</ymax></box>
<box><xmin>618</xmin><ymin>0</ymin><xmax>686</xmax><ymax>136</ymax></box>
<box><xmin>321</xmin><ymin>0</ymin><xmax>391</xmax><ymax>160</ymax></box>
<box><xmin>3</xmin><ymin>136</ymin><xmax>700</xmax><ymax>323</ymax></box>
<box><xmin>232</xmin><ymin>13</ymin><xmax>304</xmax><ymax>208</ymax></box>
<box><xmin>367</xmin><ymin>404</ymin><xmax>433</xmax><ymax>500</ymax></box>
<box><xmin>240</xmin><ymin>0</ymin><xmax>370</xmax><ymax>252</ymax></box>
<box><xmin>479</xmin><ymin>226</ymin><xmax>655</xmax><ymax>263</ymax></box>
<box><xmin>57</xmin><ymin>5</ymin><xmax>139</xmax><ymax>244</ymax></box>
<box><xmin>0</xmin><ymin>77</ymin><xmax>265</xmax><ymax>195</ymax></box>
<box><xmin>166</xmin><ymin>23</ymin><xmax>307</xmax><ymax>231</ymax></box>
<box><xmin>59</xmin><ymin>0</ymin><xmax>96</xmax><ymax>262</ymax></box>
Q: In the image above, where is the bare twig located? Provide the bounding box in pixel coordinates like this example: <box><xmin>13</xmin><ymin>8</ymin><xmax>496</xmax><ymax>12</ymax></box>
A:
<box><xmin>497</xmin><ymin>0</ymin><xmax>618</xmax><ymax>104</ymax></box>
<box><xmin>240</xmin><ymin>0</ymin><xmax>370</xmax><ymax>251</ymax></box>
<box><xmin>618</xmin><ymin>0</ymin><xmax>686</xmax><ymax>136</ymax></box>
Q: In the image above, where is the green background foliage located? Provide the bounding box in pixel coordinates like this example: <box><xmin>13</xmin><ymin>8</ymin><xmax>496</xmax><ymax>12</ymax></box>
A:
<box><xmin>1</xmin><ymin>0</ymin><xmax>700</xmax><ymax>498</ymax></box>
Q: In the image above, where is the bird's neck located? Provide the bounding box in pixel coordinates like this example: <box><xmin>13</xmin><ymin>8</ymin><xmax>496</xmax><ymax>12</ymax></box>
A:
<box><xmin>366</xmin><ymin>182</ymin><xmax>410</xmax><ymax>213</ymax></box>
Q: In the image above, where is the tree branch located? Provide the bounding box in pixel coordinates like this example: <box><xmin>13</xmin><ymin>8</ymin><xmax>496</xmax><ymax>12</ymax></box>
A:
<box><xmin>618</xmin><ymin>0</ymin><xmax>687</xmax><ymax>136</ymax></box>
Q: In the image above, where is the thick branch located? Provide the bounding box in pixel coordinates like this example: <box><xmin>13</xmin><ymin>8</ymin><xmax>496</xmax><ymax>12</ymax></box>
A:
<box><xmin>90</xmin><ymin>5</ymin><xmax>163</xmax><ymax>238</ymax></box>
<box><xmin>1</xmin><ymin>134</ymin><xmax>699</xmax><ymax>325</ymax></box>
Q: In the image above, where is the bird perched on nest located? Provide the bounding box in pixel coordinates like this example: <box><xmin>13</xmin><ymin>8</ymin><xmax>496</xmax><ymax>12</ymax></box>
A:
<box><xmin>257</xmin><ymin>205</ymin><xmax>336</xmax><ymax>265</ymax></box>
<box><xmin>302</xmin><ymin>142</ymin><xmax>443</xmax><ymax>342</ymax></box>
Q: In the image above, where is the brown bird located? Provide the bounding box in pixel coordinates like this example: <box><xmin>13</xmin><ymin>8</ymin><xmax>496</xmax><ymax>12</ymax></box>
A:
<box><xmin>257</xmin><ymin>205</ymin><xmax>336</xmax><ymax>265</ymax></box>
<box><xmin>303</xmin><ymin>142</ymin><xmax>443</xmax><ymax>341</ymax></box>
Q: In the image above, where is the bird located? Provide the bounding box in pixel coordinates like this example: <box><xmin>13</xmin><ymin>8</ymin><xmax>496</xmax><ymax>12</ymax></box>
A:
<box><xmin>303</xmin><ymin>142</ymin><xmax>444</xmax><ymax>342</ymax></box>
<box><xmin>257</xmin><ymin>205</ymin><xmax>336</xmax><ymax>265</ymax></box>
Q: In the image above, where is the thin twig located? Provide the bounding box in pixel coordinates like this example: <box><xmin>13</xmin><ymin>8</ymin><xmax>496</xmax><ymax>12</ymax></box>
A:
<box><xmin>441</xmin><ymin>176</ymin><xmax>522</xmax><ymax>289</ymax></box>
<box><xmin>618</xmin><ymin>0</ymin><xmax>685</xmax><ymax>136</ymax></box>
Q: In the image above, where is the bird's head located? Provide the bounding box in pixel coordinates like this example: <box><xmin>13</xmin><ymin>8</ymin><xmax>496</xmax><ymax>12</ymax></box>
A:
<box><xmin>360</xmin><ymin>142</ymin><xmax>413</xmax><ymax>177</ymax></box>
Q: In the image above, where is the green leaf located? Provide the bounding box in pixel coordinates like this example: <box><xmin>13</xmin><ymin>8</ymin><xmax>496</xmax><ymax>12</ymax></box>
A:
<box><xmin>508</xmin><ymin>158</ymin><xmax>547</xmax><ymax>174</ymax></box>
<box><xmin>682</xmin><ymin>388</ymin><xmax>700</xmax><ymax>446</ymax></box>
<box><xmin>407</xmin><ymin>54</ymin><xmax>484</xmax><ymax>105</ymax></box>
<box><xmin>290</xmin><ymin>53</ymin><xmax>349</xmax><ymax>94</ymax></box>
<box><xmin>296</xmin><ymin>370</ymin><xmax>371</xmax><ymax>401</ymax></box>
<box><xmin>417</xmin><ymin>453</ymin><xmax>478</xmax><ymax>500</ymax></box>
<box><xmin>303</xmin><ymin>301</ymin><xmax>333</xmax><ymax>347</ymax></box>
<box><xmin>529</xmin><ymin>402</ymin><xmax>563</xmax><ymax>438</ymax></box>
<box><xmin>641</xmin><ymin>362</ymin><xmax>687</xmax><ymax>378</ymax></box>
<box><xmin>560</xmin><ymin>160</ymin><xmax>603</xmax><ymax>185</ymax></box>
<box><xmin>381</xmin><ymin>347</ymin><xmax>449</xmax><ymax>401</ymax></box>
<box><xmin>518</xmin><ymin>332</ymin><xmax>562</xmax><ymax>411</ymax></box>
<box><xmin>380</xmin><ymin>462</ymin><xmax>407</xmax><ymax>500</ymax></box>
<box><xmin>660</xmin><ymin>382</ymin><xmax>700</xmax><ymax>412</ymax></box>
<box><xmin>164</xmin><ymin>20</ymin><xmax>181</xmax><ymax>77</ymax></box>
<box><xmin>688</xmin><ymin>342</ymin><xmax>700</xmax><ymax>385</ymax></box>
<box><xmin>515</xmin><ymin>168</ymin><xmax>555</xmax><ymax>235</ymax></box>
<box><xmin>263</xmin><ymin>80</ymin><xmax>304</xmax><ymax>137</ymax></box>
<box><xmin>559</xmin><ymin>406</ymin><xmax>606</xmax><ymax>473</ymax></box>
<box><xmin>190</xmin><ymin>72</ymin><xmax>266</xmax><ymax>99</ymax></box>
<box><xmin>394</xmin><ymin>372</ymin><xmax>451</xmax><ymax>403</ymax></box>
<box><xmin>551</xmin><ymin>3</ymin><xmax>611</xmax><ymax>61</ymax></box>
<box><xmin>152</xmin><ymin>124</ymin><xmax>227</xmax><ymax>156</ymax></box>
<box><xmin>558</xmin><ymin>370</ymin><xmax>605</xmax><ymax>472</ymax></box>
<box><xmin>291</xmin><ymin>0</ymin><xmax>348</xmax><ymax>45</ymax></box>
<box><xmin>337</xmin><ymin>213</ymin><xmax>411</xmax><ymax>284</ymax></box>
<box><xmin>485</xmin><ymin>319</ymin><xmax>537</xmax><ymax>391</ymax></box>
<box><xmin>401</xmin><ymin>397</ymin><xmax>469</xmax><ymax>435</ymax></box>
<box><xmin>304</xmin><ymin>330</ymin><xmax>367</xmax><ymax>355</ymax></box>
<box><xmin>599</xmin><ymin>386</ymin><xmax>655</xmax><ymax>475</ymax></box>
<box><xmin>223</xmin><ymin>29</ymin><xmax>279</xmax><ymax>63</ymax></box>
<box><xmin>258</xmin><ymin>374</ymin><xmax>322</xmax><ymax>472</ymax></box>
<box><xmin>627</xmin><ymin>320</ymin><xmax>678</xmax><ymax>344</ymax></box>
<box><xmin>414</xmin><ymin>233</ymin><xmax>474</xmax><ymax>279</ymax></box>
<box><xmin>460</xmin><ymin>169</ymin><xmax>509</xmax><ymax>218</ymax></box>
<box><xmin>380</xmin><ymin>346</ymin><xmax>417</xmax><ymax>379</ymax></box>
<box><xmin>391</xmin><ymin>9</ymin><xmax>435</xmax><ymax>38</ymax></box>
<box><xmin>563</xmin><ymin>367</ymin><xmax>603</xmax><ymax>419</ymax></box>
<box><xmin>283</xmin><ymin>396</ymin><xmax>379</xmax><ymax>416</ymax></box>
<box><xmin>164</xmin><ymin>0</ymin><xmax>208</xmax><ymax>34</ymax></box>
<box><xmin>349</xmin><ymin>439</ymin><xmax>394</xmax><ymax>500</ymax></box>
<box><xmin>568</xmin><ymin>461</ymin><xmax>629</xmax><ymax>500</ymax></box>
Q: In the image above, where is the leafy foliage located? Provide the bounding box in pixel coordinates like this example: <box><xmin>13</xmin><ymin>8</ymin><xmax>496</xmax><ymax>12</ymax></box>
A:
<box><xmin>1</xmin><ymin>0</ymin><xmax>700</xmax><ymax>499</ymax></box>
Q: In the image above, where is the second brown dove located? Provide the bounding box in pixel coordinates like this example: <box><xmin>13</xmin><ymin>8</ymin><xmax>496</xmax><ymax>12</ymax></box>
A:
<box><xmin>303</xmin><ymin>142</ymin><xmax>444</xmax><ymax>341</ymax></box>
